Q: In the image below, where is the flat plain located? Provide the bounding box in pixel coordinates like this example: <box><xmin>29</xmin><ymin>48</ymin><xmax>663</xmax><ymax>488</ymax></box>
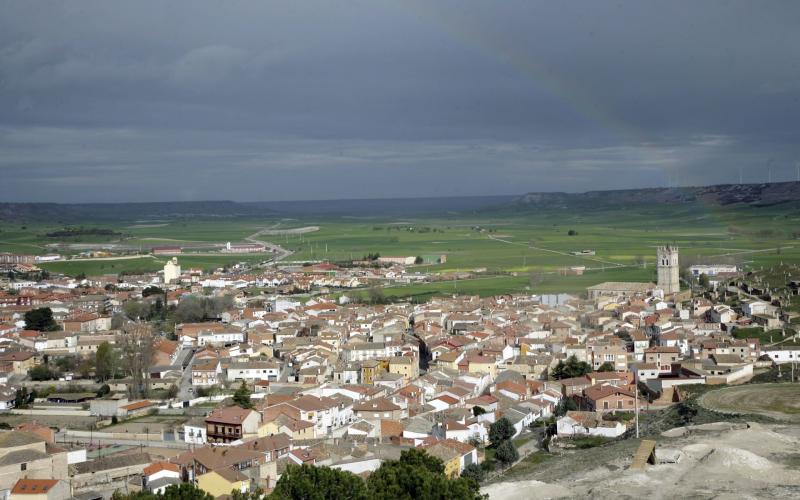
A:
<box><xmin>2</xmin><ymin>200</ymin><xmax>799</xmax><ymax>296</ymax></box>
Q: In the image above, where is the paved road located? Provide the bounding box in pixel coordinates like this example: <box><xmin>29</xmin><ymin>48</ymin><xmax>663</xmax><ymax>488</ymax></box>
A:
<box><xmin>245</xmin><ymin>227</ymin><xmax>294</xmax><ymax>262</ymax></box>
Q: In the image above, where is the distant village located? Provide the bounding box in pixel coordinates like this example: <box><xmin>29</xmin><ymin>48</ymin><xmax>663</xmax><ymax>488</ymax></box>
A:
<box><xmin>0</xmin><ymin>244</ymin><xmax>797</xmax><ymax>499</ymax></box>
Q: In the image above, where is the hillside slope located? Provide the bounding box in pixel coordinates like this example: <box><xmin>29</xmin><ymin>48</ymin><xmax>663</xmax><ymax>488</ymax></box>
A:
<box><xmin>511</xmin><ymin>182</ymin><xmax>800</xmax><ymax>210</ymax></box>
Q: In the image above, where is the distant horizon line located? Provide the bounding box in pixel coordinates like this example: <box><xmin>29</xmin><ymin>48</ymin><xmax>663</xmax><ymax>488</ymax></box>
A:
<box><xmin>2</xmin><ymin>179</ymin><xmax>797</xmax><ymax>205</ymax></box>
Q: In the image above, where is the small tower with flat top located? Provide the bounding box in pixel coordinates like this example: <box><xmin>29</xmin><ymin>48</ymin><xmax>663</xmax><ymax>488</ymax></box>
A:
<box><xmin>657</xmin><ymin>246</ymin><xmax>679</xmax><ymax>294</ymax></box>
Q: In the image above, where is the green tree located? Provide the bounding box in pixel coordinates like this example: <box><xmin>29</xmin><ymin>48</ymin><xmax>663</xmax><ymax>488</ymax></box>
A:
<box><xmin>97</xmin><ymin>384</ymin><xmax>111</xmax><ymax>397</ymax></box>
<box><xmin>174</xmin><ymin>296</ymin><xmax>205</xmax><ymax>323</ymax></box>
<box><xmin>489</xmin><ymin>417</ymin><xmax>515</xmax><ymax>446</ymax></box>
<box><xmin>24</xmin><ymin>307</ymin><xmax>60</xmax><ymax>331</ymax></box>
<box><xmin>550</xmin><ymin>355</ymin><xmax>592</xmax><ymax>380</ymax></box>
<box><xmin>233</xmin><ymin>381</ymin><xmax>253</xmax><ymax>409</ymax></box>
<box><xmin>123</xmin><ymin>301</ymin><xmax>148</xmax><ymax>321</ymax></box>
<box><xmin>55</xmin><ymin>356</ymin><xmax>77</xmax><ymax>372</ymax></box>
<box><xmin>472</xmin><ymin>406</ymin><xmax>486</xmax><ymax>417</ymax></box>
<box><xmin>270</xmin><ymin>463</ymin><xmax>368</xmax><ymax>500</ymax></box>
<box><xmin>366</xmin><ymin>449</ymin><xmax>481</xmax><ymax>500</ymax></box>
<box><xmin>414</xmin><ymin>256</ymin><xmax>424</xmax><ymax>264</ymax></box>
<box><xmin>14</xmin><ymin>387</ymin><xmax>28</xmax><ymax>408</ymax></box>
<box><xmin>460</xmin><ymin>463</ymin><xmax>485</xmax><ymax>484</ymax></box>
<box><xmin>142</xmin><ymin>286</ymin><xmax>164</xmax><ymax>297</ymax></box>
<box><xmin>112</xmin><ymin>483</ymin><xmax>213</xmax><ymax>500</ymax></box>
<box><xmin>231</xmin><ymin>487</ymin><xmax>265</xmax><ymax>500</ymax></box>
<box><xmin>698</xmin><ymin>273</ymin><xmax>710</xmax><ymax>288</ymax></box>
<box><xmin>597</xmin><ymin>361</ymin><xmax>615</xmax><ymax>372</ymax></box>
<box><xmin>554</xmin><ymin>397</ymin><xmax>578</xmax><ymax>417</ymax></box>
<box><xmin>95</xmin><ymin>342</ymin><xmax>115</xmax><ymax>382</ymax></box>
<box><xmin>150</xmin><ymin>298</ymin><xmax>164</xmax><ymax>320</ymax></box>
<box><xmin>495</xmin><ymin>440</ymin><xmax>519</xmax><ymax>466</ymax></box>
<box><xmin>28</xmin><ymin>364</ymin><xmax>58</xmax><ymax>381</ymax></box>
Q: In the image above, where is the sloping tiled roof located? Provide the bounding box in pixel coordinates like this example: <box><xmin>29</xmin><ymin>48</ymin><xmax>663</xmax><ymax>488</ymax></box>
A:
<box><xmin>144</xmin><ymin>461</ymin><xmax>180</xmax><ymax>476</ymax></box>
<box><xmin>0</xmin><ymin>431</ymin><xmax>44</xmax><ymax>448</ymax></box>
<box><xmin>11</xmin><ymin>479</ymin><xmax>59</xmax><ymax>495</ymax></box>
<box><xmin>205</xmin><ymin>406</ymin><xmax>255</xmax><ymax>425</ymax></box>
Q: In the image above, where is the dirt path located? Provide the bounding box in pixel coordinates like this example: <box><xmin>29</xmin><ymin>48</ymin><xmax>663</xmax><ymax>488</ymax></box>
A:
<box><xmin>486</xmin><ymin>234</ymin><xmax>631</xmax><ymax>269</ymax></box>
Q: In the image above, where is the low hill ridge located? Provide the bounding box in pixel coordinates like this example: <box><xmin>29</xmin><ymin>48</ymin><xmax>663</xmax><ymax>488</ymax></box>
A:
<box><xmin>511</xmin><ymin>181</ymin><xmax>800</xmax><ymax>210</ymax></box>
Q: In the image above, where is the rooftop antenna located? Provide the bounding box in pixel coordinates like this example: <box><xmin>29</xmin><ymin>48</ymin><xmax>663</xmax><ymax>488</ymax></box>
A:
<box><xmin>738</xmin><ymin>166</ymin><xmax>743</xmax><ymax>185</ymax></box>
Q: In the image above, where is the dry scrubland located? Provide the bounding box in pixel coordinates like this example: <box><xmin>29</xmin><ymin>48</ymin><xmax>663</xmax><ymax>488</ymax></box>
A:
<box><xmin>484</xmin><ymin>422</ymin><xmax>800</xmax><ymax>499</ymax></box>
<box><xmin>485</xmin><ymin>384</ymin><xmax>800</xmax><ymax>499</ymax></box>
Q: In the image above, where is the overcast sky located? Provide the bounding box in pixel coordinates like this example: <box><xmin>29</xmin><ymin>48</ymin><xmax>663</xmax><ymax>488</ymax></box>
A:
<box><xmin>1</xmin><ymin>1</ymin><xmax>799</xmax><ymax>202</ymax></box>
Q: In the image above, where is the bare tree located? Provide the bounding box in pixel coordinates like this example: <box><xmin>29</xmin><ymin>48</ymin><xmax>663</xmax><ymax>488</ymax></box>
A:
<box><xmin>118</xmin><ymin>323</ymin><xmax>154</xmax><ymax>399</ymax></box>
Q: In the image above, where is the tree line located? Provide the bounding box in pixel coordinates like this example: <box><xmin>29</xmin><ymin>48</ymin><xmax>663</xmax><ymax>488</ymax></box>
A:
<box><xmin>113</xmin><ymin>449</ymin><xmax>485</xmax><ymax>500</ymax></box>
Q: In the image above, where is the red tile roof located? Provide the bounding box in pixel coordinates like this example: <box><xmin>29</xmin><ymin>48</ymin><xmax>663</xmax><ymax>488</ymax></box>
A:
<box><xmin>121</xmin><ymin>400</ymin><xmax>153</xmax><ymax>411</ymax></box>
<box><xmin>144</xmin><ymin>461</ymin><xmax>180</xmax><ymax>476</ymax></box>
<box><xmin>11</xmin><ymin>479</ymin><xmax>58</xmax><ymax>495</ymax></box>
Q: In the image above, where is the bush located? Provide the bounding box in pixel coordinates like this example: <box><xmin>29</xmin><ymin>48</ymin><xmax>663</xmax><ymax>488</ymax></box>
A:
<box><xmin>111</xmin><ymin>416</ymin><xmax>118</xmax><ymax>425</ymax></box>
<box><xmin>28</xmin><ymin>364</ymin><xmax>59</xmax><ymax>381</ymax></box>
<box><xmin>550</xmin><ymin>355</ymin><xmax>592</xmax><ymax>380</ymax></box>
<box><xmin>460</xmin><ymin>463</ymin><xmax>485</xmax><ymax>484</ymax></box>
<box><xmin>571</xmin><ymin>436</ymin><xmax>609</xmax><ymax>449</ymax></box>
<box><xmin>495</xmin><ymin>440</ymin><xmax>519</xmax><ymax>465</ymax></box>
<box><xmin>489</xmin><ymin>417</ymin><xmax>515</xmax><ymax>446</ymax></box>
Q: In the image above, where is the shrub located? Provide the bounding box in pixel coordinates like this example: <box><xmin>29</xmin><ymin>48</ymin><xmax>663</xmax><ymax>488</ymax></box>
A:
<box><xmin>495</xmin><ymin>440</ymin><xmax>519</xmax><ymax>465</ymax></box>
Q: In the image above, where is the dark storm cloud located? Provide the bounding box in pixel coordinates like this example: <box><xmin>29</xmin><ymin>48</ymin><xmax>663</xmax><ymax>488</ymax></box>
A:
<box><xmin>1</xmin><ymin>0</ymin><xmax>799</xmax><ymax>202</ymax></box>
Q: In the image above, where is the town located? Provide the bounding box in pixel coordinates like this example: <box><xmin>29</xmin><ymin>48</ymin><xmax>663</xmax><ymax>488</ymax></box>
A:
<box><xmin>3</xmin><ymin>1</ymin><xmax>800</xmax><ymax>498</ymax></box>
<box><xmin>0</xmin><ymin>241</ymin><xmax>797</xmax><ymax>499</ymax></box>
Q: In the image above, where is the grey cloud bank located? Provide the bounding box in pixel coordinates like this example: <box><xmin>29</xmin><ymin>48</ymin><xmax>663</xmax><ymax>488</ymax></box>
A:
<box><xmin>1</xmin><ymin>1</ymin><xmax>799</xmax><ymax>202</ymax></box>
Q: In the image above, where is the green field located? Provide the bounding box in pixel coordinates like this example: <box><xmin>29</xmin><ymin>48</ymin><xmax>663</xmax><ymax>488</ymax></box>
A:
<box><xmin>35</xmin><ymin>255</ymin><xmax>268</xmax><ymax>276</ymax></box>
<box><xmin>3</xmin><ymin>201</ymin><xmax>799</xmax><ymax>297</ymax></box>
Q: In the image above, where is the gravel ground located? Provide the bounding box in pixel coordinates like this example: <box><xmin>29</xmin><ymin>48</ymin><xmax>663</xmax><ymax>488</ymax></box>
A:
<box><xmin>699</xmin><ymin>383</ymin><xmax>800</xmax><ymax>422</ymax></box>
<box><xmin>485</xmin><ymin>383</ymin><xmax>800</xmax><ymax>499</ymax></box>
<box><xmin>483</xmin><ymin>421</ymin><xmax>800</xmax><ymax>499</ymax></box>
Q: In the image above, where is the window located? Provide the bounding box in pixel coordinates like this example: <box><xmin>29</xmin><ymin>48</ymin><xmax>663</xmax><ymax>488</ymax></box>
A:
<box><xmin>20</xmin><ymin>463</ymin><xmax>26</xmax><ymax>471</ymax></box>
<box><xmin>603</xmin><ymin>401</ymin><xmax>609</xmax><ymax>410</ymax></box>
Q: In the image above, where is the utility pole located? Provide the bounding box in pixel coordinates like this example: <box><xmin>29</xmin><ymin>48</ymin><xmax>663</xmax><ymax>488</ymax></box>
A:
<box><xmin>634</xmin><ymin>383</ymin><xmax>640</xmax><ymax>438</ymax></box>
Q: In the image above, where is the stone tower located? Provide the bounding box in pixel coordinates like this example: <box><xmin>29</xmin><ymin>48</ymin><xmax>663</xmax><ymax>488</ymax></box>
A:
<box><xmin>657</xmin><ymin>246</ymin><xmax>680</xmax><ymax>294</ymax></box>
<box><xmin>163</xmin><ymin>257</ymin><xmax>181</xmax><ymax>284</ymax></box>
